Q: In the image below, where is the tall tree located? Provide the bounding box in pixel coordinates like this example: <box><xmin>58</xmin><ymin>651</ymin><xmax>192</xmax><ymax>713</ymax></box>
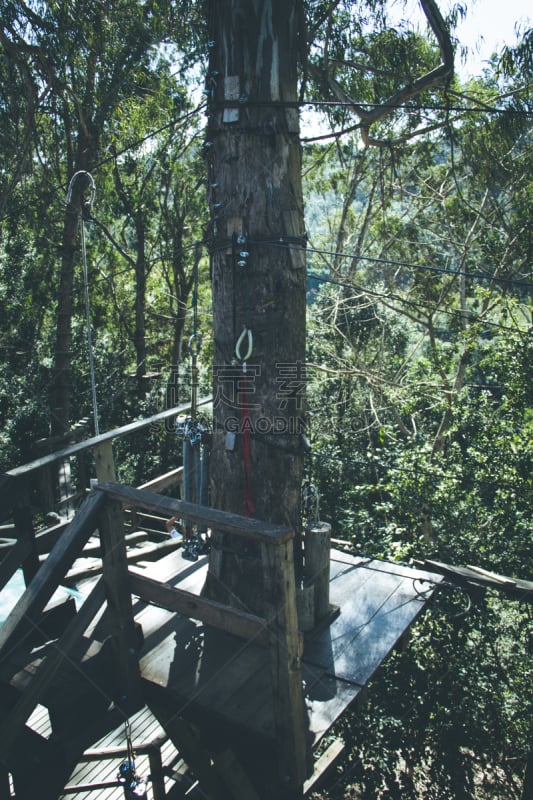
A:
<box><xmin>203</xmin><ymin>0</ymin><xmax>455</xmax><ymax>616</ymax></box>
<box><xmin>203</xmin><ymin>0</ymin><xmax>308</xmax><ymax>611</ymax></box>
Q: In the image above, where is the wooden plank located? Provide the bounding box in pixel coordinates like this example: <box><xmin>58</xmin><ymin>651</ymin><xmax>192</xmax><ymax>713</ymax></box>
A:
<box><xmin>302</xmin><ymin>671</ymin><xmax>362</xmax><ymax>746</ymax></box>
<box><xmin>138</xmin><ymin>466</ymin><xmax>184</xmax><ymax>493</ymax></box>
<box><xmin>223</xmin><ymin>75</ymin><xmax>240</xmax><ymax>123</ymax></box>
<box><xmin>261</xmin><ymin>538</ymin><xmax>309</xmax><ymax>789</ymax></box>
<box><xmin>7</xmin><ymin>397</ymin><xmax>211</xmax><ymax>478</ymax></box>
<box><xmin>304</xmin><ymin>565</ymin><xmax>433</xmax><ymax>686</ymax></box>
<box><xmin>0</xmin><ymin>578</ymin><xmax>106</xmax><ymax>756</ymax></box>
<box><xmin>129</xmin><ymin>571</ymin><xmax>270</xmax><ymax>645</ymax></box>
<box><xmin>465</xmin><ymin>564</ymin><xmax>517</xmax><ymax>585</ymax></box>
<box><xmin>0</xmin><ymin>489</ymin><xmax>104</xmax><ymax>653</ymax></box>
<box><xmin>304</xmin><ymin>738</ymin><xmax>345</xmax><ymax>795</ymax></box>
<box><xmin>34</xmin><ymin>520</ymin><xmax>70</xmax><ymax>554</ymax></box>
<box><xmin>416</xmin><ymin>558</ymin><xmax>533</xmax><ymax>602</ymax></box>
<box><xmin>81</xmin><ymin>530</ymin><xmax>148</xmax><ymax>557</ymax></box>
<box><xmin>65</xmin><ymin>537</ymin><xmax>182</xmax><ymax>583</ymax></box>
<box><xmin>97</xmin><ymin>482</ymin><xmax>294</xmax><ymax>543</ymax></box>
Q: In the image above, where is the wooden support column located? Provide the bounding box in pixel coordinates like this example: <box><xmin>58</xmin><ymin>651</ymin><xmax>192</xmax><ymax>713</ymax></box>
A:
<box><xmin>261</xmin><ymin>537</ymin><xmax>309</xmax><ymax>796</ymax></box>
<box><xmin>96</xmin><ymin>489</ymin><xmax>142</xmax><ymax>711</ymax></box>
<box><xmin>147</xmin><ymin>746</ymin><xmax>166</xmax><ymax>800</ymax></box>
<box><xmin>93</xmin><ymin>440</ymin><xmax>117</xmax><ymax>483</ymax></box>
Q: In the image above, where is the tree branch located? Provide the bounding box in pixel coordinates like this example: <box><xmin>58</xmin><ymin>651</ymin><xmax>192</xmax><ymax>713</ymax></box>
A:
<box><xmin>307</xmin><ymin>0</ymin><xmax>454</xmax><ymax>146</ymax></box>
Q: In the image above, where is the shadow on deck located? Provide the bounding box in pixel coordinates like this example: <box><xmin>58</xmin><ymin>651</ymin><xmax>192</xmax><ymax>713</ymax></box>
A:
<box><xmin>0</xmin><ymin>480</ymin><xmax>440</xmax><ymax>800</ymax></box>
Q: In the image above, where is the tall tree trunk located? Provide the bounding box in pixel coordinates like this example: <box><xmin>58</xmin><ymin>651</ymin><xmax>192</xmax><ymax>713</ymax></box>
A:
<box><xmin>203</xmin><ymin>0</ymin><xmax>307</xmax><ymax>614</ymax></box>
<box><xmin>51</xmin><ymin>167</ymin><xmax>92</xmax><ymax>437</ymax></box>
<box><xmin>134</xmin><ymin>222</ymin><xmax>149</xmax><ymax>399</ymax></box>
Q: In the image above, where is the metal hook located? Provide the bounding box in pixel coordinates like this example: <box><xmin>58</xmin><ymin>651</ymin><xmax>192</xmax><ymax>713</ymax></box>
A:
<box><xmin>188</xmin><ymin>332</ymin><xmax>202</xmax><ymax>357</ymax></box>
<box><xmin>66</xmin><ymin>170</ymin><xmax>96</xmax><ymax>211</ymax></box>
<box><xmin>235</xmin><ymin>326</ymin><xmax>253</xmax><ymax>363</ymax></box>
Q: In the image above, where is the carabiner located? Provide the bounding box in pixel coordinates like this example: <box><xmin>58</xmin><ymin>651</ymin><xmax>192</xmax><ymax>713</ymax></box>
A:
<box><xmin>235</xmin><ymin>326</ymin><xmax>253</xmax><ymax>363</ymax></box>
<box><xmin>188</xmin><ymin>332</ymin><xmax>202</xmax><ymax>357</ymax></box>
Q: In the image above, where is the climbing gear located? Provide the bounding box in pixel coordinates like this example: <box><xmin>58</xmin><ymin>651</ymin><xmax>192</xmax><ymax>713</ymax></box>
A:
<box><xmin>234</xmin><ymin>325</ymin><xmax>253</xmax><ymax>369</ymax></box>
<box><xmin>118</xmin><ymin>720</ymin><xmax>147</xmax><ymax>798</ymax></box>
<box><xmin>176</xmin><ymin>416</ymin><xmax>211</xmax><ymax>561</ymax></box>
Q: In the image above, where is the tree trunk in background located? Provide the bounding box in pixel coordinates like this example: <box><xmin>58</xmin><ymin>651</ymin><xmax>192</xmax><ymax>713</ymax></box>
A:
<box><xmin>203</xmin><ymin>0</ymin><xmax>306</xmax><ymax>614</ymax></box>
<box><xmin>51</xmin><ymin>167</ymin><xmax>92</xmax><ymax>437</ymax></box>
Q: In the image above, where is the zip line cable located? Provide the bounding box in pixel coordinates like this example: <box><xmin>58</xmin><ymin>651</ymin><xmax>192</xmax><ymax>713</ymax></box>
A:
<box><xmin>253</xmin><ymin>238</ymin><xmax>533</xmax><ymax>291</ymax></box>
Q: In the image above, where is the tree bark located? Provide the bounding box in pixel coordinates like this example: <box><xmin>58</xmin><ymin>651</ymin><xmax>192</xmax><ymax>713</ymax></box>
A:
<box><xmin>203</xmin><ymin>0</ymin><xmax>307</xmax><ymax>615</ymax></box>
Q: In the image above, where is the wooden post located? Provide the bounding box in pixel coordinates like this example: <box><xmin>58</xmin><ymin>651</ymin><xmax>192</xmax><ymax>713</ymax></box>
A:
<box><xmin>147</xmin><ymin>745</ymin><xmax>166</xmax><ymax>800</ymax></box>
<box><xmin>261</xmin><ymin>537</ymin><xmax>309</xmax><ymax>794</ymax></box>
<box><xmin>296</xmin><ymin>583</ymin><xmax>315</xmax><ymax>632</ymax></box>
<box><xmin>304</xmin><ymin>522</ymin><xmax>332</xmax><ymax>621</ymax></box>
<box><xmin>97</xmin><ymin>489</ymin><xmax>142</xmax><ymax>711</ymax></box>
<box><xmin>93</xmin><ymin>440</ymin><xmax>117</xmax><ymax>483</ymax></box>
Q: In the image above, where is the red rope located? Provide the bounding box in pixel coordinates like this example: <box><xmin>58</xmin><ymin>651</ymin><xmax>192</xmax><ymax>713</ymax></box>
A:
<box><xmin>241</xmin><ymin>374</ymin><xmax>255</xmax><ymax>517</ymax></box>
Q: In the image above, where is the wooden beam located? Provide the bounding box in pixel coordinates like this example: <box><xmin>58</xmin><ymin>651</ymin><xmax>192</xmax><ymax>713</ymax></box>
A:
<box><xmin>97</xmin><ymin>482</ymin><xmax>294</xmax><ymax>543</ymax></box>
<box><xmin>138</xmin><ymin>466</ymin><xmax>184</xmax><ymax>493</ymax></box>
<box><xmin>0</xmin><ymin>489</ymin><xmax>105</xmax><ymax>653</ymax></box>
<box><xmin>7</xmin><ymin>397</ymin><xmax>211</xmax><ymax>479</ymax></box>
<box><xmin>261</xmin><ymin>539</ymin><xmax>309</xmax><ymax>791</ymax></box>
<box><xmin>97</xmin><ymin>494</ymin><xmax>143</xmax><ymax>710</ymax></box>
<box><xmin>80</xmin><ymin>735</ymin><xmax>167</xmax><ymax>760</ymax></box>
<box><xmin>64</xmin><ymin>537</ymin><xmax>181</xmax><ymax>583</ymax></box>
<box><xmin>0</xmin><ymin>578</ymin><xmax>106</xmax><ymax>756</ymax></box>
<box><xmin>129</xmin><ymin>571</ymin><xmax>270</xmax><ymax>645</ymax></box>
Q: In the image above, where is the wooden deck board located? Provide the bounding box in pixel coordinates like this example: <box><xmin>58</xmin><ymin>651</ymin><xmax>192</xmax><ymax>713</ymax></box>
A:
<box><xmin>58</xmin><ymin>705</ymin><xmax>178</xmax><ymax>800</ymax></box>
<box><xmin>135</xmin><ymin>548</ymin><xmax>441</xmax><ymax>749</ymax></box>
<box><xmin>3</xmin><ymin>548</ymin><xmax>439</xmax><ymax>796</ymax></box>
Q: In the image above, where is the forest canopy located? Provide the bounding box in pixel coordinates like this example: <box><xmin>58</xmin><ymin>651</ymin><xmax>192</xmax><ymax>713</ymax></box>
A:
<box><xmin>0</xmin><ymin>1</ymin><xmax>532</xmax><ymax>798</ymax></box>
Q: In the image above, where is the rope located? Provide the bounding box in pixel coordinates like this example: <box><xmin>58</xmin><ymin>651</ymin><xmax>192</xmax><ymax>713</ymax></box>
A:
<box><xmin>241</xmin><ymin>374</ymin><xmax>255</xmax><ymax>518</ymax></box>
<box><xmin>66</xmin><ymin>170</ymin><xmax>100</xmax><ymax>436</ymax></box>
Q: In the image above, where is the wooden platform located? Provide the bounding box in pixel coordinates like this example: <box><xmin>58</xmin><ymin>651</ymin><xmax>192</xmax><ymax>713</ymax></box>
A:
<box><xmin>124</xmin><ymin>548</ymin><xmax>441</xmax><ymax>749</ymax></box>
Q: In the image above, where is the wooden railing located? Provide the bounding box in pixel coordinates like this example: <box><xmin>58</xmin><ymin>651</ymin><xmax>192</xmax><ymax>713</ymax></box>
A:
<box><xmin>0</xmin><ymin>481</ymin><xmax>308</xmax><ymax>795</ymax></box>
<box><xmin>0</xmin><ymin>397</ymin><xmax>210</xmax><ymax>592</ymax></box>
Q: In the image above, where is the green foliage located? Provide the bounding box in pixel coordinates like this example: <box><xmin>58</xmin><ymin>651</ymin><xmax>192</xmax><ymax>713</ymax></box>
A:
<box><xmin>0</xmin><ymin>2</ymin><xmax>531</xmax><ymax>797</ymax></box>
